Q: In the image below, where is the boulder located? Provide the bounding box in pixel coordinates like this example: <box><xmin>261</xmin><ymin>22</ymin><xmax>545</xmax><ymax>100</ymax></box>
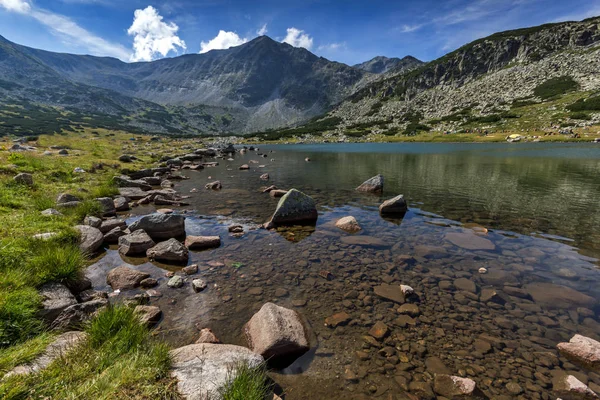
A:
<box><xmin>170</xmin><ymin>344</ymin><xmax>263</xmax><ymax>400</ymax></box>
<box><xmin>379</xmin><ymin>194</ymin><xmax>408</xmax><ymax>214</ymax></box>
<box><xmin>195</xmin><ymin>328</ymin><xmax>220</xmax><ymax>344</ymax></box>
<box><xmin>103</xmin><ymin>227</ymin><xmax>127</xmax><ymax>244</ymax></box>
<box><xmin>434</xmin><ymin>374</ymin><xmax>478</xmax><ymax>398</ymax></box>
<box><xmin>38</xmin><ymin>283</ymin><xmax>78</xmax><ymax>323</ymax></box>
<box><xmin>113</xmin><ymin>176</ymin><xmax>152</xmax><ymax>191</ymax></box>
<box><xmin>84</xmin><ymin>216</ymin><xmax>102</xmax><ymax>228</ymax></box>
<box><xmin>356</xmin><ymin>174</ymin><xmax>384</xmax><ymax>193</ymax></box>
<box><xmin>553</xmin><ymin>374</ymin><xmax>599</xmax><ymax>399</ymax></box>
<box><xmin>99</xmin><ymin>219</ymin><xmax>127</xmax><ymax>234</ymax></box>
<box><xmin>50</xmin><ymin>299</ymin><xmax>108</xmax><ymax>331</ymax></box>
<box><xmin>128</xmin><ymin>213</ymin><xmax>186</xmax><ymax>240</ymax></box>
<box><xmin>118</xmin><ymin>154</ymin><xmax>133</xmax><ymax>163</ymax></box>
<box><xmin>74</xmin><ymin>225</ymin><xmax>104</xmax><ymax>255</ymax></box>
<box><xmin>106</xmin><ymin>266</ymin><xmax>150</xmax><ymax>290</ymax></box>
<box><xmin>5</xmin><ymin>331</ymin><xmax>88</xmax><ymax>377</ymax></box>
<box><xmin>184</xmin><ymin>236</ymin><xmax>221</xmax><ymax>250</ymax></box>
<box><xmin>269</xmin><ymin>189</ymin><xmax>288</xmax><ymax>198</ymax></box>
<box><xmin>374</xmin><ymin>284</ymin><xmax>406</xmax><ymax>304</ymax></box>
<box><xmin>113</xmin><ymin>196</ymin><xmax>130</xmax><ymax>211</ymax></box>
<box><xmin>335</xmin><ymin>216</ymin><xmax>361</xmax><ymax>233</ymax></box>
<box><xmin>244</xmin><ymin>302</ymin><xmax>309</xmax><ymax>366</ymax></box>
<box><xmin>558</xmin><ymin>335</ymin><xmax>600</xmax><ymax>372</ymax></box>
<box><xmin>118</xmin><ymin>187</ymin><xmax>147</xmax><ymax>200</ymax></box>
<box><xmin>268</xmin><ymin>189</ymin><xmax>318</xmax><ymax>227</ymax></box>
<box><xmin>95</xmin><ymin>197</ymin><xmax>116</xmax><ymax>217</ymax></box>
<box><xmin>13</xmin><ymin>172</ymin><xmax>33</xmax><ymax>186</ymax></box>
<box><xmin>56</xmin><ymin>193</ymin><xmax>81</xmax><ymax>204</ymax></box>
<box><xmin>146</xmin><ymin>239</ymin><xmax>189</xmax><ymax>263</ymax></box>
<box><xmin>118</xmin><ymin>229</ymin><xmax>155</xmax><ymax>256</ymax></box>
<box><xmin>134</xmin><ymin>305</ymin><xmax>162</xmax><ymax>327</ymax></box>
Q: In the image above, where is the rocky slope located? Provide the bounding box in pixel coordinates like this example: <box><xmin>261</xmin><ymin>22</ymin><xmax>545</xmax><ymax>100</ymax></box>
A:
<box><xmin>325</xmin><ymin>17</ymin><xmax>600</xmax><ymax>135</ymax></box>
<box><xmin>353</xmin><ymin>55</ymin><xmax>423</xmax><ymax>74</ymax></box>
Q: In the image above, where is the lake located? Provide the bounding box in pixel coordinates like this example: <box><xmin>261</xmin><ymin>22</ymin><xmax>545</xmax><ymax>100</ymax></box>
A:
<box><xmin>89</xmin><ymin>142</ymin><xmax>600</xmax><ymax>399</ymax></box>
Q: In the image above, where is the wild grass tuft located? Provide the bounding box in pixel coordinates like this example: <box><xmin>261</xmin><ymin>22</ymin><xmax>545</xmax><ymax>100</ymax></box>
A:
<box><xmin>29</xmin><ymin>240</ymin><xmax>85</xmax><ymax>285</ymax></box>
<box><xmin>217</xmin><ymin>362</ymin><xmax>272</xmax><ymax>400</ymax></box>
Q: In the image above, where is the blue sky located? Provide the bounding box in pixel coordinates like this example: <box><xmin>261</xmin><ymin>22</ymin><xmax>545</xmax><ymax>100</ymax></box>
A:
<box><xmin>1</xmin><ymin>0</ymin><xmax>599</xmax><ymax>65</ymax></box>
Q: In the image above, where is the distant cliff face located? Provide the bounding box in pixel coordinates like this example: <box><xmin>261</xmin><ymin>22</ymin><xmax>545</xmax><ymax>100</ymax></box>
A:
<box><xmin>353</xmin><ymin>56</ymin><xmax>423</xmax><ymax>74</ymax></box>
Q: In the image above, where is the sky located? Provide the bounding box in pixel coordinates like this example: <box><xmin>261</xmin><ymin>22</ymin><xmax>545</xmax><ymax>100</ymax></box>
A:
<box><xmin>0</xmin><ymin>0</ymin><xmax>599</xmax><ymax>65</ymax></box>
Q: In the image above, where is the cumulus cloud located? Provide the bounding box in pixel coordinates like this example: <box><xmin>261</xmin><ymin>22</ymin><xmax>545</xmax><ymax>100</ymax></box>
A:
<box><xmin>127</xmin><ymin>6</ymin><xmax>186</xmax><ymax>62</ymax></box>
<box><xmin>200</xmin><ymin>30</ymin><xmax>248</xmax><ymax>53</ymax></box>
<box><xmin>0</xmin><ymin>0</ymin><xmax>130</xmax><ymax>60</ymax></box>
<box><xmin>282</xmin><ymin>27</ymin><xmax>313</xmax><ymax>50</ymax></box>
<box><xmin>0</xmin><ymin>0</ymin><xmax>31</xmax><ymax>13</ymax></box>
<box><xmin>257</xmin><ymin>23</ymin><xmax>268</xmax><ymax>36</ymax></box>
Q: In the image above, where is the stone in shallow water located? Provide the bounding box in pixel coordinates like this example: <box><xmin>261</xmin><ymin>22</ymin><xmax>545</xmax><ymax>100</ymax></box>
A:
<box><xmin>134</xmin><ymin>305</ymin><xmax>162</xmax><ymax>327</ymax></box>
<box><xmin>379</xmin><ymin>194</ymin><xmax>408</xmax><ymax>214</ymax></box>
<box><xmin>244</xmin><ymin>302</ymin><xmax>309</xmax><ymax>366</ymax></box>
<box><xmin>335</xmin><ymin>216</ymin><xmax>361</xmax><ymax>233</ymax></box>
<box><xmin>146</xmin><ymin>238</ymin><xmax>189</xmax><ymax>264</ymax></box>
<box><xmin>445</xmin><ymin>232</ymin><xmax>495</xmax><ymax>250</ymax></box>
<box><xmin>195</xmin><ymin>328</ymin><xmax>220</xmax><ymax>344</ymax></box>
<box><xmin>374</xmin><ymin>284</ymin><xmax>405</xmax><ymax>304</ymax></box>
<box><xmin>268</xmin><ymin>189</ymin><xmax>318</xmax><ymax>227</ymax></box>
<box><xmin>453</xmin><ymin>278</ymin><xmax>477</xmax><ymax>294</ymax></box>
<box><xmin>170</xmin><ymin>344</ymin><xmax>264</xmax><ymax>400</ymax></box>
<box><xmin>434</xmin><ymin>374</ymin><xmax>478</xmax><ymax>398</ymax></box>
<box><xmin>167</xmin><ymin>275</ymin><xmax>184</xmax><ymax>288</ymax></box>
<box><xmin>369</xmin><ymin>321</ymin><xmax>389</xmax><ymax>340</ymax></box>
<box><xmin>106</xmin><ymin>266</ymin><xmax>150</xmax><ymax>290</ymax></box>
<box><xmin>118</xmin><ymin>229</ymin><xmax>155</xmax><ymax>256</ymax></box>
<box><xmin>525</xmin><ymin>282</ymin><xmax>596</xmax><ymax>309</ymax></box>
<box><xmin>128</xmin><ymin>213</ymin><xmax>185</xmax><ymax>240</ymax></box>
<box><xmin>184</xmin><ymin>236</ymin><xmax>221</xmax><ymax>250</ymax></box>
<box><xmin>553</xmin><ymin>374</ymin><xmax>599</xmax><ymax>399</ymax></box>
<box><xmin>356</xmin><ymin>174</ymin><xmax>384</xmax><ymax>193</ymax></box>
<box><xmin>558</xmin><ymin>335</ymin><xmax>600</xmax><ymax>373</ymax></box>
<box><xmin>325</xmin><ymin>312</ymin><xmax>351</xmax><ymax>327</ymax></box>
<box><xmin>341</xmin><ymin>236</ymin><xmax>388</xmax><ymax>247</ymax></box>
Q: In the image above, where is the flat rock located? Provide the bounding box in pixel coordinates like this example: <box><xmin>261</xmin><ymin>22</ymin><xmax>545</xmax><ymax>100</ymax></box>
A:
<box><xmin>38</xmin><ymin>283</ymin><xmax>78</xmax><ymax>323</ymax></box>
<box><xmin>374</xmin><ymin>284</ymin><xmax>405</xmax><ymax>304</ymax></box>
<box><xmin>341</xmin><ymin>236</ymin><xmax>388</xmax><ymax>247</ymax></box>
<box><xmin>170</xmin><ymin>343</ymin><xmax>263</xmax><ymax>400</ymax></box>
<box><xmin>325</xmin><ymin>312</ymin><xmax>352</xmax><ymax>327</ymax></box>
<box><xmin>356</xmin><ymin>174</ymin><xmax>384</xmax><ymax>193</ymax></box>
<box><xmin>99</xmin><ymin>218</ymin><xmax>127</xmax><ymax>234</ymax></box>
<box><xmin>74</xmin><ymin>225</ymin><xmax>104</xmax><ymax>254</ymax></box>
<box><xmin>445</xmin><ymin>232</ymin><xmax>495</xmax><ymax>250</ymax></box>
<box><xmin>118</xmin><ymin>229</ymin><xmax>155</xmax><ymax>256</ymax></box>
<box><xmin>244</xmin><ymin>302</ymin><xmax>309</xmax><ymax>366</ymax></box>
<box><xmin>128</xmin><ymin>213</ymin><xmax>185</xmax><ymax>240</ymax></box>
<box><xmin>113</xmin><ymin>196</ymin><xmax>130</xmax><ymax>211</ymax></box>
<box><xmin>106</xmin><ymin>266</ymin><xmax>150</xmax><ymax>290</ymax></box>
<box><xmin>118</xmin><ymin>187</ymin><xmax>147</xmax><ymax>200</ymax></box>
<box><xmin>184</xmin><ymin>235</ymin><xmax>221</xmax><ymax>250</ymax></box>
<box><xmin>525</xmin><ymin>282</ymin><xmax>596</xmax><ymax>309</ymax></box>
<box><xmin>558</xmin><ymin>335</ymin><xmax>600</xmax><ymax>373</ymax></box>
<box><xmin>454</xmin><ymin>278</ymin><xmax>477</xmax><ymax>294</ymax></box>
<box><xmin>146</xmin><ymin>238</ymin><xmax>189</xmax><ymax>264</ymax></box>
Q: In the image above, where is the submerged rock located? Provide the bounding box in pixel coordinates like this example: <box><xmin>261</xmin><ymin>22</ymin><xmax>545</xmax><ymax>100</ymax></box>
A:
<box><xmin>170</xmin><ymin>344</ymin><xmax>263</xmax><ymax>400</ymax></box>
<box><xmin>356</xmin><ymin>174</ymin><xmax>384</xmax><ymax>193</ymax></box>
<box><xmin>558</xmin><ymin>335</ymin><xmax>600</xmax><ymax>372</ymax></box>
<box><xmin>128</xmin><ymin>213</ymin><xmax>185</xmax><ymax>240</ymax></box>
<box><xmin>267</xmin><ymin>189</ymin><xmax>318</xmax><ymax>227</ymax></box>
<box><xmin>434</xmin><ymin>374</ymin><xmax>478</xmax><ymax>398</ymax></box>
<box><xmin>525</xmin><ymin>282</ymin><xmax>596</xmax><ymax>309</ymax></box>
<box><xmin>374</xmin><ymin>284</ymin><xmax>406</xmax><ymax>304</ymax></box>
<box><xmin>553</xmin><ymin>374</ymin><xmax>599</xmax><ymax>399</ymax></box>
<box><xmin>379</xmin><ymin>194</ymin><xmax>408</xmax><ymax>214</ymax></box>
<box><xmin>445</xmin><ymin>232</ymin><xmax>495</xmax><ymax>250</ymax></box>
<box><xmin>335</xmin><ymin>216</ymin><xmax>361</xmax><ymax>233</ymax></box>
<box><xmin>146</xmin><ymin>238</ymin><xmax>189</xmax><ymax>264</ymax></box>
<box><xmin>244</xmin><ymin>302</ymin><xmax>309</xmax><ymax>366</ymax></box>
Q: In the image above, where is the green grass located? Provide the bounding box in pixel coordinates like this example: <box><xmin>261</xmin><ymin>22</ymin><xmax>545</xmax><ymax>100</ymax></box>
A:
<box><xmin>217</xmin><ymin>362</ymin><xmax>272</xmax><ymax>400</ymax></box>
<box><xmin>0</xmin><ymin>333</ymin><xmax>55</xmax><ymax>375</ymax></box>
<box><xmin>533</xmin><ymin>76</ymin><xmax>579</xmax><ymax>100</ymax></box>
<box><xmin>567</xmin><ymin>95</ymin><xmax>600</xmax><ymax>111</ymax></box>
<box><xmin>0</xmin><ymin>306</ymin><xmax>180</xmax><ymax>399</ymax></box>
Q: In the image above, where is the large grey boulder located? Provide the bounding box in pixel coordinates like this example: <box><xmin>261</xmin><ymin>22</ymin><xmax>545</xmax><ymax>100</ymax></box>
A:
<box><xmin>118</xmin><ymin>229</ymin><xmax>155</xmax><ymax>256</ymax></box>
<box><xmin>99</xmin><ymin>219</ymin><xmax>127</xmax><ymax>234</ymax></box>
<box><xmin>113</xmin><ymin>176</ymin><xmax>152</xmax><ymax>191</ymax></box>
<box><xmin>74</xmin><ymin>225</ymin><xmax>104</xmax><ymax>254</ymax></box>
<box><xmin>113</xmin><ymin>196</ymin><xmax>130</xmax><ymax>211</ymax></box>
<box><xmin>106</xmin><ymin>266</ymin><xmax>150</xmax><ymax>290</ymax></box>
<box><xmin>13</xmin><ymin>173</ymin><xmax>33</xmax><ymax>186</ymax></box>
<box><xmin>95</xmin><ymin>197</ymin><xmax>116</xmax><ymax>217</ymax></box>
<box><xmin>103</xmin><ymin>227</ymin><xmax>127</xmax><ymax>244</ymax></box>
<box><xmin>170</xmin><ymin>343</ymin><xmax>264</xmax><ymax>400</ymax></box>
<box><xmin>244</xmin><ymin>302</ymin><xmax>309</xmax><ymax>366</ymax></box>
<box><xmin>356</xmin><ymin>174</ymin><xmax>384</xmax><ymax>193</ymax></box>
<box><xmin>38</xmin><ymin>283</ymin><xmax>78</xmax><ymax>323</ymax></box>
<box><xmin>379</xmin><ymin>194</ymin><xmax>408</xmax><ymax>214</ymax></box>
<box><xmin>128</xmin><ymin>213</ymin><xmax>186</xmax><ymax>240</ymax></box>
<box><xmin>267</xmin><ymin>189</ymin><xmax>318</xmax><ymax>227</ymax></box>
<box><xmin>558</xmin><ymin>335</ymin><xmax>600</xmax><ymax>372</ymax></box>
<box><xmin>50</xmin><ymin>299</ymin><xmax>109</xmax><ymax>331</ymax></box>
<box><xmin>118</xmin><ymin>187</ymin><xmax>147</xmax><ymax>200</ymax></box>
<box><xmin>146</xmin><ymin>239</ymin><xmax>189</xmax><ymax>263</ymax></box>
<box><xmin>5</xmin><ymin>331</ymin><xmax>88</xmax><ymax>377</ymax></box>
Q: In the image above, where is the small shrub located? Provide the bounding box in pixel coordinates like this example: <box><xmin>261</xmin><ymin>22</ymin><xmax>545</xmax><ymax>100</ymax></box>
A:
<box><xmin>533</xmin><ymin>76</ymin><xmax>578</xmax><ymax>100</ymax></box>
<box><xmin>29</xmin><ymin>241</ymin><xmax>85</xmax><ymax>285</ymax></box>
<box><xmin>569</xmin><ymin>112</ymin><xmax>591</xmax><ymax>120</ymax></box>
<box><xmin>567</xmin><ymin>96</ymin><xmax>600</xmax><ymax>111</ymax></box>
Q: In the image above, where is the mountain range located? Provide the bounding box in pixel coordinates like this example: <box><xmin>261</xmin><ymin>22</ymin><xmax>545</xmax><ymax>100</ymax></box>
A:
<box><xmin>1</xmin><ymin>16</ymin><xmax>599</xmax><ymax>137</ymax></box>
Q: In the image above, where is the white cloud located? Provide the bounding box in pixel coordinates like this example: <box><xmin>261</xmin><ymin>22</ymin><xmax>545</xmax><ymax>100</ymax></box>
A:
<box><xmin>200</xmin><ymin>30</ymin><xmax>248</xmax><ymax>53</ymax></box>
<box><xmin>257</xmin><ymin>23</ymin><xmax>268</xmax><ymax>36</ymax></box>
<box><xmin>0</xmin><ymin>0</ymin><xmax>30</xmax><ymax>13</ymax></box>
<box><xmin>317</xmin><ymin>42</ymin><xmax>345</xmax><ymax>51</ymax></box>
<box><xmin>282</xmin><ymin>27</ymin><xmax>313</xmax><ymax>50</ymax></box>
<box><xmin>127</xmin><ymin>5</ymin><xmax>186</xmax><ymax>62</ymax></box>
<box><xmin>0</xmin><ymin>0</ymin><xmax>130</xmax><ymax>60</ymax></box>
<box><xmin>399</xmin><ymin>24</ymin><xmax>423</xmax><ymax>33</ymax></box>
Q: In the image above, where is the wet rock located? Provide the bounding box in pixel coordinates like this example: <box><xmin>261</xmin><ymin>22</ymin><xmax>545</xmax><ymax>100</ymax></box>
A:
<box><xmin>409</xmin><ymin>381</ymin><xmax>435</xmax><ymax>399</ymax></box>
<box><xmin>398</xmin><ymin>303</ymin><xmax>420</xmax><ymax>317</ymax></box>
<box><xmin>553</xmin><ymin>374</ymin><xmax>599</xmax><ymax>399</ymax></box>
<box><xmin>118</xmin><ymin>229</ymin><xmax>155</xmax><ymax>256</ymax></box>
<box><xmin>325</xmin><ymin>312</ymin><xmax>352</xmax><ymax>327</ymax></box>
<box><xmin>128</xmin><ymin>213</ymin><xmax>185</xmax><ymax>240</ymax></box>
<box><xmin>103</xmin><ymin>227</ymin><xmax>126</xmax><ymax>244</ymax></box>
<box><xmin>525</xmin><ymin>282</ymin><xmax>596</xmax><ymax>309</ymax></box>
<box><xmin>558</xmin><ymin>335</ymin><xmax>600</xmax><ymax>373</ymax></box>
<box><xmin>74</xmin><ymin>225</ymin><xmax>104</xmax><ymax>255</ymax></box>
<box><xmin>260</xmin><ymin>173</ymin><xmax>269</xmax><ymax>180</ymax></box>
<box><xmin>13</xmin><ymin>172</ymin><xmax>33</xmax><ymax>186</ymax></box>
<box><xmin>168</xmin><ymin>275</ymin><xmax>184</xmax><ymax>288</ymax></box>
<box><xmin>341</xmin><ymin>236</ymin><xmax>388</xmax><ymax>247</ymax></box>
<box><xmin>445</xmin><ymin>232</ymin><xmax>495</xmax><ymax>250</ymax></box>
<box><xmin>134</xmin><ymin>305</ymin><xmax>162</xmax><ymax>327</ymax></box>
<box><xmin>140</xmin><ymin>278</ymin><xmax>158</xmax><ymax>288</ymax></box>
<box><xmin>335</xmin><ymin>216</ymin><xmax>361</xmax><ymax>233</ymax></box>
<box><xmin>503</xmin><ymin>285</ymin><xmax>532</xmax><ymax>299</ymax></box>
<box><xmin>182</xmin><ymin>264</ymin><xmax>198</xmax><ymax>275</ymax></box>
<box><xmin>5</xmin><ymin>332</ymin><xmax>88</xmax><ymax>377</ymax></box>
<box><xmin>99</xmin><ymin>218</ymin><xmax>127</xmax><ymax>234</ymax></box>
<box><xmin>195</xmin><ymin>328</ymin><xmax>221</xmax><ymax>344</ymax></box>
<box><xmin>379</xmin><ymin>194</ymin><xmax>408</xmax><ymax>214</ymax></box>
<box><xmin>184</xmin><ymin>235</ymin><xmax>221</xmax><ymax>250</ymax></box>
<box><xmin>106</xmin><ymin>266</ymin><xmax>150</xmax><ymax>290</ymax></box>
<box><xmin>118</xmin><ymin>187</ymin><xmax>147</xmax><ymax>200</ymax></box>
<box><xmin>356</xmin><ymin>174</ymin><xmax>384</xmax><ymax>193</ymax></box>
<box><xmin>369</xmin><ymin>321</ymin><xmax>389</xmax><ymax>340</ymax></box>
<box><xmin>239</xmin><ymin>164</ymin><xmax>250</xmax><ymax>170</ymax></box>
<box><xmin>147</xmin><ymin>238</ymin><xmax>189</xmax><ymax>264</ymax></box>
<box><xmin>374</xmin><ymin>284</ymin><xmax>406</xmax><ymax>304</ymax></box>
<box><xmin>434</xmin><ymin>374</ymin><xmax>478</xmax><ymax>398</ymax></box>
<box><xmin>38</xmin><ymin>283</ymin><xmax>78</xmax><ymax>323</ymax></box>
<box><xmin>113</xmin><ymin>196</ymin><xmax>130</xmax><ymax>211</ymax></box>
<box><xmin>268</xmin><ymin>189</ymin><xmax>318</xmax><ymax>226</ymax></box>
<box><xmin>50</xmin><ymin>299</ymin><xmax>108</xmax><ymax>331</ymax></box>
<box><xmin>205</xmin><ymin>180</ymin><xmax>222</xmax><ymax>190</ymax></box>
<box><xmin>170</xmin><ymin>343</ymin><xmax>263</xmax><ymax>400</ymax></box>
<box><xmin>244</xmin><ymin>302</ymin><xmax>309</xmax><ymax>366</ymax></box>
<box><xmin>269</xmin><ymin>189</ymin><xmax>288</xmax><ymax>198</ymax></box>
<box><xmin>480</xmin><ymin>287</ymin><xmax>505</xmax><ymax>304</ymax></box>
<box><xmin>192</xmin><ymin>279</ymin><xmax>207</xmax><ymax>292</ymax></box>
<box><xmin>506</xmin><ymin>381</ymin><xmax>523</xmax><ymax>395</ymax></box>
<box><xmin>425</xmin><ymin>356</ymin><xmax>451</xmax><ymax>375</ymax></box>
